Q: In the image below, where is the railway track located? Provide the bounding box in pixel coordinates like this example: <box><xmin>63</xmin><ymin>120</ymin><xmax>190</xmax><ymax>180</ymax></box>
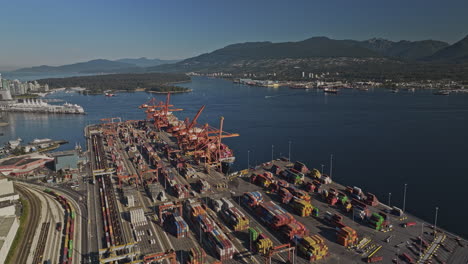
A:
<box><xmin>32</xmin><ymin>222</ymin><xmax>50</xmax><ymax>264</ymax></box>
<box><xmin>14</xmin><ymin>184</ymin><xmax>42</xmax><ymax>264</ymax></box>
<box><xmin>42</xmin><ymin>187</ymin><xmax>66</xmax><ymax>264</ymax></box>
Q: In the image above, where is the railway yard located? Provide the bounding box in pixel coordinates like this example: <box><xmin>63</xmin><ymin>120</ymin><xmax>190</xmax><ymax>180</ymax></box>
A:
<box><xmin>11</xmin><ymin>182</ymin><xmax>79</xmax><ymax>264</ymax></box>
<box><xmin>81</xmin><ymin>94</ymin><xmax>468</xmax><ymax>264</ymax></box>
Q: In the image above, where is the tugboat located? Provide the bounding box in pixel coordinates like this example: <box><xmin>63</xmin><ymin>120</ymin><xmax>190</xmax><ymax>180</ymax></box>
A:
<box><xmin>323</xmin><ymin>88</ymin><xmax>338</xmax><ymax>94</ymax></box>
<box><xmin>105</xmin><ymin>92</ymin><xmax>116</xmax><ymax>97</ymax></box>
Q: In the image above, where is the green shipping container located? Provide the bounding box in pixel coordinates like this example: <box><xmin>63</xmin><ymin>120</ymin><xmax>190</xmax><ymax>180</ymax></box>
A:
<box><xmin>249</xmin><ymin>227</ymin><xmax>259</xmax><ymax>242</ymax></box>
<box><xmin>313</xmin><ymin>208</ymin><xmax>319</xmax><ymax>217</ymax></box>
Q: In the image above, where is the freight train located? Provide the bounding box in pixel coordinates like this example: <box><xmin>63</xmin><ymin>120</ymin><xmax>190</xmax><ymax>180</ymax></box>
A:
<box><xmin>43</xmin><ymin>189</ymin><xmax>75</xmax><ymax>264</ymax></box>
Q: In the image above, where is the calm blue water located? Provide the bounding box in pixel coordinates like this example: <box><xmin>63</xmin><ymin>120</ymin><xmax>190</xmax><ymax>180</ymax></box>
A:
<box><xmin>2</xmin><ymin>76</ymin><xmax>468</xmax><ymax>237</ymax></box>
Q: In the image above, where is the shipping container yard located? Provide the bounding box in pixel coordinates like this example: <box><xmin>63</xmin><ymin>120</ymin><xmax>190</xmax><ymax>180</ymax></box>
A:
<box><xmin>86</xmin><ymin>94</ymin><xmax>468</xmax><ymax>264</ymax></box>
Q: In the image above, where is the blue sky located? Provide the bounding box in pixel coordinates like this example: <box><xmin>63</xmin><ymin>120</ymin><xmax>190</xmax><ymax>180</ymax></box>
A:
<box><xmin>1</xmin><ymin>0</ymin><xmax>467</xmax><ymax>70</ymax></box>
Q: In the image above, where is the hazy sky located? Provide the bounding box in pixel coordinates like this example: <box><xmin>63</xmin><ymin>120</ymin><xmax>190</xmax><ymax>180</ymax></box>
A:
<box><xmin>1</xmin><ymin>0</ymin><xmax>467</xmax><ymax>70</ymax></box>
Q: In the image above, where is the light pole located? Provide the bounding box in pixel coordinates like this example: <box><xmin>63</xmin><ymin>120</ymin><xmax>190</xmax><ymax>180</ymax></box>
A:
<box><xmin>403</xmin><ymin>184</ymin><xmax>407</xmax><ymax>213</ymax></box>
<box><xmin>288</xmin><ymin>140</ymin><xmax>292</xmax><ymax>161</ymax></box>
<box><xmin>434</xmin><ymin>207</ymin><xmax>439</xmax><ymax>239</ymax></box>
<box><xmin>321</xmin><ymin>164</ymin><xmax>324</xmax><ymax>175</ymax></box>
<box><xmin>247</xmin><ymin>150</ymin><xmax>250</xmax><ymax>169</ymax></box>
<box><xmin>329</xmin><ymin>154</ymin><xmax>333</xmax><ymax>178</ymax></box>
<box><xmin>420</xmin><ymin>222</ymin><xmax>424</xmax><ymax>257</ymax></box>
<box><xmin>271</xmin><ymin>144</ymin><xmax>274</xmax><ymax>162</ymax></box>
<box><xmin>388</xmin><ymin>192</ymin><xmax>392</xmax><ymax>207</ymax></box>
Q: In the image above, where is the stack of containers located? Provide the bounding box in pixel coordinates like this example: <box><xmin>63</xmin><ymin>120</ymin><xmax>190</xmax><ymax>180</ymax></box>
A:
<box><xmin>369</xmin><ymin>213</ymin><xmax>384</xmax><ymax>231</ymax></box>
<box><xmin>288</xmin><ymin>187</ymin><xmax>311</xmax><ymax>202</ymax></box>
<box><xmin>327</xmin><ymin>193</ymin><xmax>338</xmax><ymax>206</ymax></box>
<box><xmin>255</xmin><ymin>233</ymin><xmax>274</xmax><ymax>255</ymax></box>
<box><xmin>342</xmin><ymin>202</ymin><xmax>352</xmax><ymax>213</ymax></box>
<box><xmin>304</xmin><ymin>182</ymin><xmax>316</xmax><ymax>193</ymax></box>
<box><xmin>173</xmin><ymin>184</ymin><xmax>189</xmax><ymax>199</ymax></box>
<box><xmin>166</xmin><ymin>214</ymin><xmax>189</xmax><ymax>238</ymax></box>
<box><xmin>294</xmin><ymin>235</ymin><xmax>329</xmax><ymax>261</ymax></box>
<box><xmin>352</xmin><ymin>199</ymin><xmax>370</xmax><ymax>220</ymax></box>
<box><xmin>365</xmin><ymin>192</ymin><xmax>379</xmax><ymax>206</ymax></box>
<box><xmin>242</xmin><ymin>192</ymin><xmax>263</xmax><ymax>208</ymax></box>
<box><xmin>324</xmin><ymin>212</ymin><xmax>343</xmax><ymax>227</ymax></box>
<box><xmin>270</xmin><ymin>164</ymin><xmax>282</xmax><ymax>175</ymax></box>
<box><xmin>221</xmin><ymin>206</ymin><xmax>250</xmax><ymax>231</ymax></box>
<box><xmin>248</xmin><ymin>227</ymin><xmax>261</xmax><ymax>243</ymax></box>
<box><xmin>293</xmin><ymin>161</ymin><xmax>309</xmax><ymax>174</ymax></box>
<box><xmin>284</xmin><ymin>169</ymin><xmax>304</xmax><ymax>185</ymax></box>
<box><xmin>337</xmin><ymin>193</ymin><xmax>348</xmax><ymax>205</ymax></box>
<box><xmin>251</xmin><ymin>174</ymin><xmax>271</xmax><ymax>188</ymax></box>
<box><xmin>256</xmin><ymin>201</ymin><xmax>294</xmax><ymax>229</ymax></box>
<box><xmin>312</xmin><ymin>207</ymin><xmax>319</xmax><ymax>217</ymax></box>
<box><xmin>336</xmin><ymin>226</ymin><xmax>358</xmax><ymax>247</ymax></box>
<box><xmin>309</xmin><ymin>168</ymin><xmax>321</xmax><ymax>179</ymax></box>
<box><xmin>263</xmin><ymin>171</ymin><xmax>274</xmax><ymax>180</ymax></box>
<box><xmin>281</xmin><ymin>219</ymin><xmax>309</xmax><ymax>240</ymax></box>
<box><xmin>279</xmin><ymin>188</ymin><xmax>294</xmax><ymax>204</ymax></box>
<box><xmin>129</xmin><ymin>208</ymin><xmax>147</xmax><ymax>227</ymax></box>
<box><xmin>187</xmin><ymin>247</ymin><xmax>206</xmax><ymax>264</ymax></box>
<box><xmin>184</xmin><ymin>199</ymin><xmax>235</xmax><ymax>261</ymax></box>
<box><xmin>290</xmin><ymin>198</ymin><xmax>313</xmax><ymax>217</ymax></box>
<box><xmin>197</xmin><ymin>179</ymin><xmax>210</xmax><ymax>194</ymax></box>
<box><xmin>277</xmin><ymin>180</ymin><xmax>290</xmax><ymax>188</ymax></box>
<box><xmin>207</xmin><ymin>226</ymin><xmax>236</xmax><ymax>260</ymax></box>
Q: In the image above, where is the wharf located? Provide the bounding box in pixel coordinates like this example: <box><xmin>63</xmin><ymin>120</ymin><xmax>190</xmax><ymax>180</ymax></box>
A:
<box><xmin>85</xmin><ymin>120</ymin><xmax>468</xmax><ymax>264</ymax></box>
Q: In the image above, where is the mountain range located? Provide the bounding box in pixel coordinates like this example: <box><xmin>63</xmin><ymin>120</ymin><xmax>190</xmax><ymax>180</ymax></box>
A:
<box><xmin>11</xmin><ymin>35</ymin><xmax>468</xmax><ymax>76</ymax></box>
<box><xmin>13</xmin><ymin>57</ymin><xmax>179</xmax><ymax>74</ymax></box>
<box><xmin>149</xmin><ymin>34</ymin><xmax>468</xmax><ymax>73</ymax></box>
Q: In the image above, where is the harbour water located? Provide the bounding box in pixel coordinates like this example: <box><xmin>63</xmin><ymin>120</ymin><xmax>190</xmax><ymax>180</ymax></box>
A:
<box><xmin>1</xmin><ymin>76</ymin><xmax>468</xmax><ymax>238</ymax></box>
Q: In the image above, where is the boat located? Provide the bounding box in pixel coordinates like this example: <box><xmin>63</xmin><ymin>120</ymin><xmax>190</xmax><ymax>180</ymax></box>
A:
<box><xmin>433</xmin><ymin>90</ymin><xmax>450</xmax><ymax>96</ymax></box>
<box><xmin>0</xmin><ymin>99</ymin><xmax>85</xmax><ymax>114</ymax></box>
<box><xmin>289</xmin><ymin>85</ymin><xmax>309</xmax><ymax>89</ymax></box>
<box><xmin>358</xmin><ymin>87</ymin><xmax>369</xmax><ymax>91</ymax></box>
<box><xmin>323</xmin><ymin>88</ymin><xmax>338</xmax><ymax>94</ymax></box>
<box><xmin>105</xmin><ymin>93</ymin><xmax>116</xmax><ymax>97</ymax></box>
<box><xmin>391</xmin><ymin>89</ymin><xmax>399</xmax><ymax>93</ymax></box>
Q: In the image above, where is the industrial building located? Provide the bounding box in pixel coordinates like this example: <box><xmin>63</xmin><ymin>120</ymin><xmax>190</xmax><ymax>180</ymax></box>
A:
<box><xmin>50</xmin><ymin>149</ymin><xmax>86</xmax><ymax>174</ymax></box>
<box><xmin>0</xmin><ymin>154</ymin><xmax>54</xmax><ymax>176</ymax></box>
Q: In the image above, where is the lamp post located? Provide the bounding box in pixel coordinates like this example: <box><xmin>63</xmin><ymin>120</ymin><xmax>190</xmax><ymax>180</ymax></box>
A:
<box><xmin>271</xmin><ymin>144</ymin><xmax>274</xmax><ymax>161</ymax></box>
<box><xmin>434</xmin><ymin>207</ymin><xmax>439</xmax><ymax>239</ymax></box>
<box><xmin>388</xmin><ymin>192</ymin><xmax>392</xmax><ymax>207</ymax></box>
<box><xmin>321</xmin><ymin>164</ymin><xmax>324</xmax><ymax>175</ymax></box>
<box><xmin>329</xmin><ymin>154</ymin><xmax>333</xmax><ymax>178</ymax></box>
<box><xmin>247</xmin><ymin>150</ymin><xmax>250</xmax><ymax>169</ymax></box>
<box><xmin>288</xmin><ymin>140</ymin><xmax>292</xmax><ymax>161</ymax></box>
<box><xmin>403</xmin><ymin>184</ymin><xmax>407</xmax><ymax>213</ymax></box>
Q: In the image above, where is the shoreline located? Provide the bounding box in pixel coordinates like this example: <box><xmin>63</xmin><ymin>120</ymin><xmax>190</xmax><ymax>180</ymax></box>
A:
<box><xmin>146</xmin><ymin>88</ymin><xmax>192</xmax><ymax>94</ymax></box>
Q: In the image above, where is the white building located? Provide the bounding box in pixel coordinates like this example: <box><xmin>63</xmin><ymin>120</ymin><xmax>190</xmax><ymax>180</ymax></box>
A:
<box><xmin>0</xmin><ymin>178</ymin><xmax>19</xmax><ymax>203</ymax></box>
<box><xmin>0</xmin><ymin>216</ymin><xmax>19</xmax><ymax>264</ymax></box>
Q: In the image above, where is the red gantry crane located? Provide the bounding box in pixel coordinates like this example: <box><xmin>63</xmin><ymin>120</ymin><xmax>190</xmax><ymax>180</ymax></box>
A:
<box><xmin>189</xmin><ymin>116</ymin><xmax>239</xmax><ymax>172</ymax></box>
<box><xmin>151</xmin><ymin>93</ymin><xmax>183</xmax><ymax>130</ymax></box>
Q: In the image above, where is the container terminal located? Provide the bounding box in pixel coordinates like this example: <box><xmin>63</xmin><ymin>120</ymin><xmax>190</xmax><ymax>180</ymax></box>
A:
<box><xmin>84</xmin><ymin>93</ymin><xmax>468</xmax><ymax>264</ymax></box>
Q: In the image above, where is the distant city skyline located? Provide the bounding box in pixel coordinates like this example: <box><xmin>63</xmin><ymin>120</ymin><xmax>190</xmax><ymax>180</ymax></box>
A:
<box><xmin>1</xmin><ymin>0</ymin><xmax>468</xmax><ymax>70</ymax></box>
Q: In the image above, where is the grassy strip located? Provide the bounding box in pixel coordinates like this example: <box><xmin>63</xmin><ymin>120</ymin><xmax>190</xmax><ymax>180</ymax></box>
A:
<box><xmin>4</xmin><ymin>198</ymin><xmax>30</xmax><ymax>264</ymax></box>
